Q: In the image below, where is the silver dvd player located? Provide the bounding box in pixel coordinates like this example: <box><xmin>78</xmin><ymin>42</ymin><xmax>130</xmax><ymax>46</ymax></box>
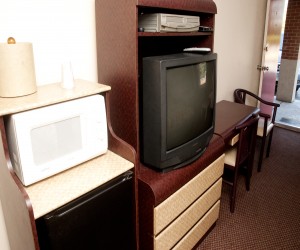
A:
<box><xmin>138</xmin><ymin>13</ymin><xmax>200</xmax><ymax>32</ymax></box>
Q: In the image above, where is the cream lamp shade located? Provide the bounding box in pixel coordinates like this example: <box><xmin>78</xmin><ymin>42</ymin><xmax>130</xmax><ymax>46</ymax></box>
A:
<box><xmin>0</xmin><ymin>38</ymin><xmax>37</xmax><ymax>97</ymax></box>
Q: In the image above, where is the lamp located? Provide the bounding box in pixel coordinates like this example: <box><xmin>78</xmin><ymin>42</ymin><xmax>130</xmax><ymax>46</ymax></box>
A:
<box><xmin>0</xmin><ymin>37</ymin><xmax>37</xmax><ymax>97</ymax></box>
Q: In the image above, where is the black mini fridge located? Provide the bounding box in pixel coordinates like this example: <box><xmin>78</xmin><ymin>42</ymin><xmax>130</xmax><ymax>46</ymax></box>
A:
<box><xmin>36</xmin><ymin>170</ymin><xmax>135</xmax><ymax>250</ymax></box>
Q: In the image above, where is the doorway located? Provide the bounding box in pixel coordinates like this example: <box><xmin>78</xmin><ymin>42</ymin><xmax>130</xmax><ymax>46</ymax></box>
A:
<box><xmin>258</xmin><ymin>0</ymin><xmax>285</xmax><ymax>116</ymax></box>
<box><xmin>259</xmin><ymin>0</ymin><xmax>300</xmax><ymax>131</ymax></box>
<box><xmin>274</xmin><ymin>0</ymin><xmax>300</xmax><ymax>132</ymax></box>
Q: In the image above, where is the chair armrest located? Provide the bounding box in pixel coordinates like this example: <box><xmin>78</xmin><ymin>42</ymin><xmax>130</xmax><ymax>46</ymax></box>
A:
<box><xmin>234</xmin><ymin>89</ymin><xmax>280</xmax><ymax>108</ymax></box>
<box><xmin>234</xmin><ymin>88</ymin><xmax>280</xmax><ymax>124</ymax></box>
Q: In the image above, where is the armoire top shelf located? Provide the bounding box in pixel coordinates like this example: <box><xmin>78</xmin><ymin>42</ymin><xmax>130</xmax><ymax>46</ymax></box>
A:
<box><xmin>137</xmin><ymin>0</ymin><xmax>217</xmax><ymax>14</ymax></box>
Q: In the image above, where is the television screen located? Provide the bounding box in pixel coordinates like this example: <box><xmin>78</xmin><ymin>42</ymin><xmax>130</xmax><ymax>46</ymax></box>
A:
<box><xmin>167</xmin><ymin>62</ymin><xmax>214</xmax><ymax>151</ymax></box>
<box><xmin>141</xmin><ymin>53</ymin><xmax>217</xmax><ymax>172</ymax></box>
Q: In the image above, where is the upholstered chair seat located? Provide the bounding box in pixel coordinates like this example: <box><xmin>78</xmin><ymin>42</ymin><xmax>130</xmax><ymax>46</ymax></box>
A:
<box><xmin>224</xmin><ymin>147</ymin><xmax>237</xmax><ymax>167</ymax></box>
<box><xmin>257</xmin><ymin>117</ymin><xmax>273</xmax><ymax>137</ymax></box>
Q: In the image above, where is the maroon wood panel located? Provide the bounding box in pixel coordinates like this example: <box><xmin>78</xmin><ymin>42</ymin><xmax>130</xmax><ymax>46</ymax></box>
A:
<box><xmin>105</xmin><ymin>92</ymin><xmax>137</xmax><ymax>164</ymax></box>
<box><xmin>95</xmin><ymin>0</ymin><xmax>139</xmax><ymax>151</ymax></box>
<box><xmin>103</xmin><ymin>91</ymin><xmax>139</xmax><ymax>249</ymax></box>
<box><xmin>137</xmin><ymin>0</ymin><xmax>217</xmax><ymax>14</ymax></box>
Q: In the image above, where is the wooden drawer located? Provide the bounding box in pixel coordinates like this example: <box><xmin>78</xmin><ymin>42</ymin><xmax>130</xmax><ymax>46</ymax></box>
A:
<box><xmin>154</xmin><ymin>154</ymin><xmax>224</xmax><ymax>235</ymax></box>
<box><xmin>154</xmin><ymin>179</ymin><xmax>222</xmax><ymax>250</ymax></box>
<box><xmin>173</xmin><ymin>201</ymin><xmax>220</xmax><ymax>250</ymax></box>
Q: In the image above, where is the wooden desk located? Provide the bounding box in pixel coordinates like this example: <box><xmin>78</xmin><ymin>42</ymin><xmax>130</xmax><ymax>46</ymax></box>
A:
<box><xmin>214</xmin><ymin>100</ymin><xmax>260</xmax><ymax>144</ymax></box>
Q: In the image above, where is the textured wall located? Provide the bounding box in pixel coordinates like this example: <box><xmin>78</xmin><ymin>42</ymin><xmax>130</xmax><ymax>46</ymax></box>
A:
<box><xmin>0</xmin><ymin>0</ymin><xmax>98</xmax><ymax>85</ymax></box>
<box><xmin>282</xmin><ymin>0</ymin><xmax>300</xmax><ymax>60</ymax></box>
<box><xmin>213</xmin><ymin>0</ymin><xmax>267</xmax><ymax>102</ymax></box>
<box><xmin>0</xmin><ymin>201</ymin><xmax>10</xmax><ymax>250</ymax></box>
<box><xmin>0</xmin><ymin>1</ymin><xmax>98</xmax><ymax>249</ymax></box>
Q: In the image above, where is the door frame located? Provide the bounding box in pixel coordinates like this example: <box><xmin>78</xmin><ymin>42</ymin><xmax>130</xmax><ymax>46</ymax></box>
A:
<box><xmin>258</xmin><ymin>0</ymin><xmax>286</xmax><ymax>115</ymax></box>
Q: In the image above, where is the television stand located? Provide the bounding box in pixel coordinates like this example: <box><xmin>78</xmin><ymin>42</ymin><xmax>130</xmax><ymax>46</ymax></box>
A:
<box><xmin>138</xmin><ymin>135</ymin><xmax>224</xmax><ymax>250</ymax></box>
<box><xmin>158</xmin><ymin>146</ymin><xmax>207</xmax><ymax>173</ymax></box>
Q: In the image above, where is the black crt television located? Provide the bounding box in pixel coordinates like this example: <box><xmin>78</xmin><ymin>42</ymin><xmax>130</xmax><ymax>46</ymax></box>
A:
<box><xmin>140</xmin><ymin>52</ymin><xmax>217</xmax><ymax>172</ymax></box>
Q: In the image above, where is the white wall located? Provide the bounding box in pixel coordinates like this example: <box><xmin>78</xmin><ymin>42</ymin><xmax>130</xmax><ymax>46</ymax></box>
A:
<box><xmin>214</xmin><ymin>0</ymin><xmax>267</xmax><ymax>102</ymax></box>
<box><xmin>0</xmin><ymin>0</ymin><xmax>98</xmax><ymax>85</ymax></box>
<box><xmin>0</xmin><ymin>201</ymin><xmax>10</xmax><ymax>250</ymax></box>
<box><xmin>0</xmin><ymin>1</ymin><xmax>97</xmax><ymax>249</ymax></box>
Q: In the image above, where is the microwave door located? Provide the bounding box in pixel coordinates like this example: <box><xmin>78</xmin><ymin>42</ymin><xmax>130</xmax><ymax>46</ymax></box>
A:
<box><xmin>30</xmin><ymin>116</ymin><xmax>83</xmax><ymax>167</ymax></box>
<box><xmin>18</xmin><ymin>114</ymin><xmax>84</xmax><ymax>185</ymax></box>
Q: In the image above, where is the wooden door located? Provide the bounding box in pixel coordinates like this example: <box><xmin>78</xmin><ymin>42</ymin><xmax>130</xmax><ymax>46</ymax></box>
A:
<box><xmin>258</xmin><ymin>0</ymin><xmax>286</xmax><ymax>115</ymax></box>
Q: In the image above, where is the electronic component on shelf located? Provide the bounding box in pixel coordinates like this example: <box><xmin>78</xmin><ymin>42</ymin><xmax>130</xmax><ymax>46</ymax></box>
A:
<box><xmin>183</xmin><ymin>47</ymin><xmax>211</xmax><ymax>53</ymax></box>
<box><xmin>199</xmin><ymin>26</ymin><xmax>213</xmax><ymax>31</ymax></box>
<box><xmin>138</xmin><ymin>13</ymin><xmax>200</xmax><ymax>32</ymax></box>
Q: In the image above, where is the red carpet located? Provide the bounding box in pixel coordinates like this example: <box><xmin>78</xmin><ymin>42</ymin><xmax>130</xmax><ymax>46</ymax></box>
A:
<box><xmin>197</xmin><ymin>127</ymin><xmax>300</xmax><ymax>249</ymax></box>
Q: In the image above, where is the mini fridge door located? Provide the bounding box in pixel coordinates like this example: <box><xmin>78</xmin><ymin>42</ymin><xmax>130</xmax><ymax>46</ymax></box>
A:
<box><xmin>36</xmin><ymin>171</ymin><xmax>134</xmax><ymax>250</ymax></box>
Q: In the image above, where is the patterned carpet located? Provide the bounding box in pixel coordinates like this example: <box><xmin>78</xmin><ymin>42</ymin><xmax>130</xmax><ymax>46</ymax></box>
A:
<box><xmin>197</xmin><ymin>127</ymin><xmax>300</xmax><ymax>250</ymax></box>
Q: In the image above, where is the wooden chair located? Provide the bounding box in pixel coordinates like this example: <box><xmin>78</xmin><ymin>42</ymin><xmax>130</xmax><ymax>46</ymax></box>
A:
<box><xmin>234</xmin><ymin>88</ymin><xmax>280</xmax><ymax>172</ymax></box>
<box><xmin>224</xmin><ymin>114</ymin><xmax>259</xmax><ymax>213</ymax></box>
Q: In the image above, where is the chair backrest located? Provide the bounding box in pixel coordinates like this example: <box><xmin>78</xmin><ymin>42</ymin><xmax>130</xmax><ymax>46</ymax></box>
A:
<box><xmin>235</xmin><ymin>114</ymin><xmax>259</xmax><ymax>167</ymax></box>
<box><xmin>234</xmin><ymin>88</ymin><xmax>280</xmax><ymax>124</ymax></box>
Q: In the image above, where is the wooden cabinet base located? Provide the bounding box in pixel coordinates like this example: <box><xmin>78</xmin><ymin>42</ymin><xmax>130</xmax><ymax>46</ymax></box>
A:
<box><xmin>139</xmin><ymin>154</ymin><xmax>224</xmax><ymax>250</ymax></box>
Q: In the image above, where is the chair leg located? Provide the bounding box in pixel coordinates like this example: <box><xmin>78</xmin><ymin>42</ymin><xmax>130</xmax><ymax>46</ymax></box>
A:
<box><xmin>230</xmin><ymin>169</ymin><xmax>239</xmax><ymax>213</ymax></box>
<box><xmin>258</xmin><ymin>135</ymin><xmax>266</xmax><ymax>172</ymax></box>
<box><xmin>246</xmin><ymin>163</ymin><xmax>251</xmax><ymax>191</ymax></box>
<box><xmin>266</xmin><ymin>130</ymin><xmax>273</xmax><ymax>158</ymax></box>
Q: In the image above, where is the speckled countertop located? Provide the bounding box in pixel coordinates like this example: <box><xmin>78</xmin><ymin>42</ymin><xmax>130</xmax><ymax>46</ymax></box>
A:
<box><xmin>26</xmin><ymin>150</ymin><xmax>134</xmax><ymax>219</ymax></box>
<box><xmin>0</xmin><ymin>79</ymin><xmax>111</xmax><ymax>116</ymax></box>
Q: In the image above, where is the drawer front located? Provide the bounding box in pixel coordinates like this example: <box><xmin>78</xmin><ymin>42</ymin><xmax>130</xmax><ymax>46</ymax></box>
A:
<box><xmin>154</xmin><ymin>179</ymin><xmax>222</xmax><ymax>250</ymax></box>
<box><xmin>172</xmin><ymin>201</ymin><xmax>220</xmax><ymax>250</ymax></box>
<box><xmin>154</xmin><ymin>154</ymin><xmax>224</xmax><ymax>235</ymax></box>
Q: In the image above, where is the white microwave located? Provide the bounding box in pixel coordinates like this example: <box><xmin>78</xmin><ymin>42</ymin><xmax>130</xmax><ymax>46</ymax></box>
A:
<box><xmin>5</xmin><ymin>95</ymin><xmax>108</xmax><ymax>186</ymax></box>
